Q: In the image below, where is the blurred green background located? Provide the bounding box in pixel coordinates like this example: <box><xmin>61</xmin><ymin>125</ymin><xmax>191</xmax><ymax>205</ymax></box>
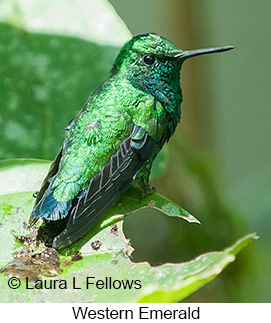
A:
<box><xmin>0</xmin><ymin>0</ymin><xmax>270</xmax><ymax>302</ymax></box>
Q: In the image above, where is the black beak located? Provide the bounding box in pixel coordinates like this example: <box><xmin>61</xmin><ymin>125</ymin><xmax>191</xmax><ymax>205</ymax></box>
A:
<box><xmin>174</xmin><ymin>46</ymin><xmax>235</xmax><ymax>60</ymax></box>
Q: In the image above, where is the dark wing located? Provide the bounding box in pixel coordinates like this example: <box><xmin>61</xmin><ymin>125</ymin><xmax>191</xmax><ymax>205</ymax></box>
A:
<box><xmin>28</xmin><ymin>148</ymin><xmax>63</xmax><ymax>226</ymax></box>
<box><xmin>52</xmin><ymin>125</ymin><xmax>154</xmax><ymax>249</ymax></box>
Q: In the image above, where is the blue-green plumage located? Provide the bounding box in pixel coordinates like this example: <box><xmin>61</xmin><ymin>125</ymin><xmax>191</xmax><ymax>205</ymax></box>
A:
<box><xmin>29</xmin><ymin>33</ymin><xmax>234</xmax><ymax>249</ymax></box>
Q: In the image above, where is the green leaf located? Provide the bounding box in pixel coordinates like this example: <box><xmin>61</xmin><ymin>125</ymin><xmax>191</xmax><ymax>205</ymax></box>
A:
<box><xmin>0</xmin><ymin>159</ymin><xmax>51</xmax><ymax>195</ymax></box>
<box><xmin>0</xmin><ymin>0</ymin><xmax>131</xmax><ymax>160</ymax></box>
<box><xmin>0</xmin><ymin>159</ymin><xmax>51</xmax><ymax>263</ymax></box>
<box><xmin>0</xmin><ymin>0</ymin><xmax>130</xmax><ymax>46</ymax></box>
<box><xmin>0</xmin><ymin>159</ymin><xmax>257</xmax><ymax>302</ymax></box>
<box><xmin>0</xmin><ymin>159</ymin><xmax>199</xmax><ymax>257</ymax></box>
<box><xmin>137</xmin><ymin>233</ymin><xmax>258</xmax><ymax>302</ymax></box>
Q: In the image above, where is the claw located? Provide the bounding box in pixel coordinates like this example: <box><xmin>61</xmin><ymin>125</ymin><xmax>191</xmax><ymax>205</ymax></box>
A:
<box><xmin>140</xmin><ymin>185</ymin><xmax>156</xmax><ymax>201</ymax></box>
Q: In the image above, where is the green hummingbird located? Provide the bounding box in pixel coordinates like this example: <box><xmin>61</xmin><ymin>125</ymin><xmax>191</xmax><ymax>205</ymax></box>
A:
<box><xmin>29</xmin><ymin>33</ymin><xmax>234</xmax><ymax>249</ymax></box>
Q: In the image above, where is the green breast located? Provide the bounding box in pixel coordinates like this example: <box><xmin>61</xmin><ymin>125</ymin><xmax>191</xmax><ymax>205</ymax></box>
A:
<box><xmin>51</xmin><ymin>75</ymin><xmax>168</xmax><ymax>202</ymax></box>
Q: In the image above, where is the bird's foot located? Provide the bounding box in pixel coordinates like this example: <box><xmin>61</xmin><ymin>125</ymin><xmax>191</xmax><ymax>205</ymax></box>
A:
<box><xmin>139</xmin><ymin>185</ymin><xmax>156</xmax><ymax>201</ymax></box>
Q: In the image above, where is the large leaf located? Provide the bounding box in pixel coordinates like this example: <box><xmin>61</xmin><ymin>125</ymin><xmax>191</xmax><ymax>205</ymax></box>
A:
<box><xmin>0</xmin><ymin>159</ymin><xmax>257</xmax><ymax>302</ymax></box>
<box><xmin>0</xmin><ymin>0</ymin><xmax>131</xmax><ymax>160</ymax></box>
<box><xmin>0</xmin><ymin>159</ymin><xmax>199</xmax><ymax>261</ymax></box>
<box><xmin>0</xmin><ymin>0</ymin><xmax>169</xmax><ymax>180</ymax></box>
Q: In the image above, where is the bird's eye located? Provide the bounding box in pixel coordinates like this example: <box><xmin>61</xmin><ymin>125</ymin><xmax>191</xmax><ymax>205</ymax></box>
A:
<box><xmin>143</xmin><ymin>55</ymin><xmax>156</xmax><ymax>66</ymax></box>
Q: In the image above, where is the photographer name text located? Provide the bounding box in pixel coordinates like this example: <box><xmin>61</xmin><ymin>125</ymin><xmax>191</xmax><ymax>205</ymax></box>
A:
<box><xmin>8</xmin><ymin>276</ymin><xmax>142</xmax><ymax>290</ymax></box>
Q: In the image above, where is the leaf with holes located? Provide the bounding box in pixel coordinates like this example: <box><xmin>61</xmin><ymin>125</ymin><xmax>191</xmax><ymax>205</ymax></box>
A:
<box><xmin>0</xmin><ymin>159</ymin><xmax>257</xmax><ymax>302</ymax></box>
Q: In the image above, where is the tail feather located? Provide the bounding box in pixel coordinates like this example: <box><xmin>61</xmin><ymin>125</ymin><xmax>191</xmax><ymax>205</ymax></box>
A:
<box><xmin>31</xmin><ymin>188</ymin><xmax>72</xmax><ymax>221</ymax></box>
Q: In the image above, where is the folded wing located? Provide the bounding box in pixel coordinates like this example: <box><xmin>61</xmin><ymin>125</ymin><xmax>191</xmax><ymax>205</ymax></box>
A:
<box><xmin>52</xmin><ymin>125</ymin><xmax>154</xmax><ymax>249</ymax></box>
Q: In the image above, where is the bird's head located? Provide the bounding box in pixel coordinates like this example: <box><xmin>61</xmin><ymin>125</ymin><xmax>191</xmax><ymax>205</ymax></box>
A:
<box><xmin>112</xmin><ymin>33</ymin><xmax>234</xmax><ymax>96</ymax></box>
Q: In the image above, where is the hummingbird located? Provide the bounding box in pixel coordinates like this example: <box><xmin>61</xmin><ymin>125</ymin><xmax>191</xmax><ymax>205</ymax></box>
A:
<box><xmin>29</xmin><ymin>33</ymin><xmax>234</xmax><ymax>249</ymax></box>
